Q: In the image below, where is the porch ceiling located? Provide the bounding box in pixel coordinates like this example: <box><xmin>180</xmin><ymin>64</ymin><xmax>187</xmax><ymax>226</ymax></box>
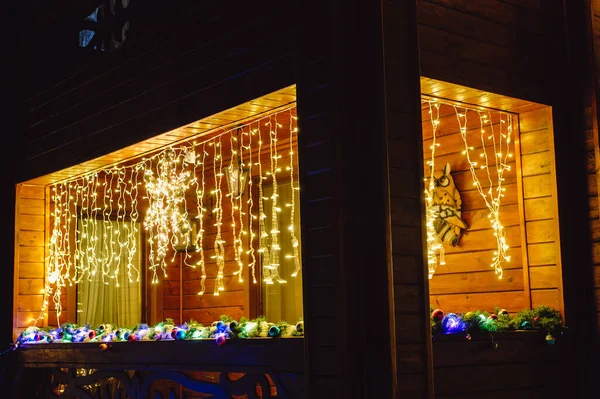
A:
<box><xmin>420</xmin><ymin>77</ymin><xmax>547</xmax><ymax>114</ymax></box>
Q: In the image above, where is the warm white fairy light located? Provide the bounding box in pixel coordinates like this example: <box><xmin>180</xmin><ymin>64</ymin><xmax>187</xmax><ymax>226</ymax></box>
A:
<box><xmin>180</xmin><ymin>146</ymin><xmax>197</xmax><ymax>268</ymax></box>
<box><xmin>257</xmin><ymin>122</ymin><xmax>271</xmax><ymax>280</ymax></box>
<box><xmin>196</xmin><ymin>143</ymin><xmax>208</xmax><ymax>295</ymax></box>
<box><xmin>246</xmin><ymin>124</ymin><xmax>258</xmax><ymax>284</ymax></box>
<box><xmin>35</xmin><ymin>105</ymin><xmax>299</xmax><ymax>326</ymax></box>
<box><xmin>126</xmin><ymin>166</ymin><xmax>142</xmax><ymax>283</ymax></box>
<box><xmin>212</xmin><ymin>137</ymin><xmax>226</xmax><ymax>295</ymax></box>
<box><xmin>228</xmin><ymin>131</ymin><xmax>244</xmax><ymax>283</ymax></box>
<box><xmin>454</xmin><ymin>106</ymin><xmax>512</xmax><ymax>279</ymax></box>
<box><xmin>235</xmin><ymin>130</ymin><xmax>246</xmax><ymax>282</ymax></box>
<box><xmin>265</xmin><ymin>115</ymin><xmax>286</xmax><ymax>284</ymax></box>
<box><xmin>423</xmin><ymin>100</ymin><xmax>446</xmax><ymax>279</ymax></box>
<box><xmin>287</xmin><ymin>111</ymin><xmax>301</xmax><ymax>277</ymax></box>
<box><xmin>102</xmin><ymin>171</ymin><xmax>115</xmax><ymax>283</ymax></box>
<box><xmin>144</xmin><ymin>147</ymin><xmax>194</xmax><ymax>283</ymax></box>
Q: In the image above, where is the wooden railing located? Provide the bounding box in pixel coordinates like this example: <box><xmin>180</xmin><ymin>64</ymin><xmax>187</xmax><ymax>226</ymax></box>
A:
<box><xmin>12</xmin><ymin>338</ymin><xmax>304</xmax><ymax>399</ymax></box>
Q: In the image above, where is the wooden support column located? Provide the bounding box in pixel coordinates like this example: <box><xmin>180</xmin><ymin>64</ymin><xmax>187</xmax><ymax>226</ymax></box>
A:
<box><xmin>552</xmin><ymin>0</ymin><xmax>599</xmax><ymax>397</ymax></box>
<box><xmin>383</xmin><ymin>1</ymin><xmax>433</xmax><ymax>398</ymax></box>
<box><xmin>297</xmin><ymin>0</ymin><xmax>430</xmax><ymax>398</ymax></box>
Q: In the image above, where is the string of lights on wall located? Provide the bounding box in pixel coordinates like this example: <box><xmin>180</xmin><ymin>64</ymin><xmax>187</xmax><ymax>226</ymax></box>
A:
<box><xmin>37</xmin><ymin>105</ymin><xmax>300</xmax><ymax>327</ymax></box>
<box><xmin>424</xmin><ymin>100</ymin><xmax>446</xmax><ymax>279</ymax></box>
<box><xmin>423</xmin><ymin>99</ymin><xmax>513</xmax><ymax>280</ymax></box>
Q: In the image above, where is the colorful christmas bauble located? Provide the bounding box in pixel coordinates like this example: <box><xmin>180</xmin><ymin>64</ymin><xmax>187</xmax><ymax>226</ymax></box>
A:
<box><xmin>432</xmin><ymin>309</ymin><xmax>444</xmax><ymax>321</ymax></box>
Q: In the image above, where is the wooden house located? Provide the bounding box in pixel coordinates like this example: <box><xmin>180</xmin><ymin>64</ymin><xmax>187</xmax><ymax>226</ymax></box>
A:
<box><xmin>3</xmin><ymin>0</ymin><xmax>599</xmax><ymax>398</ymax></box>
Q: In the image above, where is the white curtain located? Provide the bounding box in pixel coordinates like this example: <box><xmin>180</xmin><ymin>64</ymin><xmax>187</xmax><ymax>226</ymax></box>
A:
<box><xmin>77</xmin><ymin>219</ymin><xmax>142</xmax><ymax>326</ymax></box>
<box><xmin>262</xmin><ymin>182</ymin><xmax>303</xmax><ymax>322</ymax></box>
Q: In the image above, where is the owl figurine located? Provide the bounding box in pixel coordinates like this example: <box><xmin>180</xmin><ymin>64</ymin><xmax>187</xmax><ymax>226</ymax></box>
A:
<box><xmin>431</xmin><ymin>162</ymin><xmax>468</xmax><ymax>246</ymax></box>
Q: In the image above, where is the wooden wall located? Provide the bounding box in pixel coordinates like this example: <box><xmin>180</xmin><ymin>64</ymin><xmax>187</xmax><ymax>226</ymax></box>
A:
<box><xmin>417</xmin><ymin>0</ymin><xmax>564</xmax><ymax>105</ymax></box>
<box><xmin>417</xmin><ymin>0</ymin><xmax>596</xmax><ymax>396</ymax></box>
<box><xmin>18</xmin><ymin>0</ymin><xmax>296</xmax><ymax>183</ymax></box>
<box><xmin>14</xmin><ymin>185</ymin><xmax>51</xmax><ymax>333</ymax></box>
<box><xmin>421</xmin><ymin>102</ymin><xmax>562</xmax><ymax>315</ymax></box>
<box><xmin>432</xmin><ymin>332</ymin><xmax>564</xmax><ymax>399</ymax></box>
<box><xmin>519</xmin><ymin>108</ymin><xmax>562</xmax><ymax>311</ymax></box>
<box><xmin>588</xmin><ymin>0</ymin><xmax>600</xmax><ymax>335</ymax></box>
<box><xmin>9</xmin><ymin>0</ymin><xmax>598</xmax><ymax>398</ymax></box>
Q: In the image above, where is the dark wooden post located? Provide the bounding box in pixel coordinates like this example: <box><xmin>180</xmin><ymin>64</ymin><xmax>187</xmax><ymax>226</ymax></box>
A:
<box><xmin>382</xmin><ymin>1</ymin><xmax>434</xmax><ymax>398</ymax></box>
<box><xmin>297</xmin><ymin>0</ymin><xmax>431</xmax><ymax>398</ymax></box>
<box><xmin>552</xmin><ymin>0</ymin><xmax>599</xmax><ymax>397</ymax></box>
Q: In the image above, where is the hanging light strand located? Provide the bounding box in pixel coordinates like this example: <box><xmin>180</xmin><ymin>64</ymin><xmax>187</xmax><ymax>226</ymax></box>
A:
<box><xmin>196</xmin><ymin>143</ymin><xmax>208</xmax><ymax>295</ymax></box>
<box><xmin>423</xmin><ymin>100</ymin><xmax>445</xmax><ymax>279</ymax></box>
<box><xmin>246</xmin><ymin>123</ymin><xmax>257</xmax><ymax>283</ymax></box>
<box><xmin>288</xmin><ymin>110</ymin><xmax>301</xmax><ymax>277</ymax></box>
<box><xmin>228</xmin><ymin>131</ymin><xmax>244</xmax><ymax>283</ymax></box>
<box><xmin>257</xmin><ymin>121</ymin><xmax>271</xmax><ymax>282</ymax></box>
<box><xmin>455</xmin><ymin>106</ymin><xmax>512</xmax><ymax>279</ymax></box>
<box><xmin>37</xmin><ymin>106</ymin><xmax>297</xmax><ymax>327</ymax></box>
<box><xmin>213</xmin><ymin>138</ymin><xmax>226</xmax><ymax>295</ymax></box>
<box><xmin>235</xmin><ymin>129</ymin><xmax>246</xmax><ymax>282</ymax></box>
<box><xmin>266</xmin><ymin>115</ymin><xmax>286</xmax><ymax>284</ymax></box>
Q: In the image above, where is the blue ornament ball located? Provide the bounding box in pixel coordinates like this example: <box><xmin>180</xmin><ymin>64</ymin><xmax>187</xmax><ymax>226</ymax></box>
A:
<box><xmin>175</xmin><ymin>329</ymin><xmax>187</xmax><ymax>340</ymax></box>
<box><xmin>442</xmin><ymin>313</ymin><xmax>466</xmax><ymax>333</ymax></box>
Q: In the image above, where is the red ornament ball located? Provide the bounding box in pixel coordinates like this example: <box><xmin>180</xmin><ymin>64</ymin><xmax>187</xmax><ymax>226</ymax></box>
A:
<box><xmin>432</xmin><ymin>309</ymin><xmax>444</xmax><ymax>321</ymax></box>
<box><xmin>216</xmin><ymin>335</ymin><xmax>227</xmax><ymax>346</ymax></box>
<box><xmin>488</xmin><ymin>313</ymin><xmax>498</xmax><ymax>320</ymax></box>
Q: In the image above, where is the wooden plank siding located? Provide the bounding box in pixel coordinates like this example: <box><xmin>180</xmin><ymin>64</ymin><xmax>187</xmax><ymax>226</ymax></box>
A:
<box><xmin>18</xmin><ymin>1</ymin><xmax>297</xmax><ymax>184</ymax></box>
<box><xmin>590</xmin><ymin>0</ymin><xmax>600</xmax><ymax>336</ymax></box>
<box><xmin>14</xmin><ymin>185</ymin><xmax>47</xmax><ymax>335</ymax></box>
<box><xmin>385</xmin><ymin>2</ymin><xmax>434</xmax><ymax>398</ymax></box>
<box><xmin>414</xmin><ymin>0</ymin><xmax>597</xmax><ymax>396</ymax></box>
<box><xmin>7</xmin><ymin>0</ymin><xmax>599</xmax><ymax>398</ymax></box>
<box><xmin>417</xmin><ymin>0</ymin><xmax>564</xmax><ymax>105</ymax></box>
<box><xmin>519</xmin><ymin>108</ymin><xmax>563</xmax><ymax>311</ymax></box>
<box><xmin>296</xmin><ymin>1</ymin><xmax>345</xmax><ymax>396</ymax></box>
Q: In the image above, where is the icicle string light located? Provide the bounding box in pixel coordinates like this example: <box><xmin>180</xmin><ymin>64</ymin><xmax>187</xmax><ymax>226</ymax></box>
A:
<box><xmin>424</xmin><ymin>100</ymin><xmax>445</xmax><ymax>279</ymax></box>
<box><xmin>213</xmin><ymin>137</ymin><xmax>226</xmax><ymax>295</ymax></box>
<box><xmin>453</xmin><ymin>106</ymin><xmax>512</xmax><ymax>279</ymax></box>
<box><xmin>228</xmin><ymin>130</ymin><xmax>245</xmax><ymax>283</ymax></box>
<box><xmin>196</xmin><ymin>143</ymin><xmax>208</xmax><ymax>295</ymax></box>
<box><xmin>235</xmin><ymin>129</ymin><xmax>246</xmax><ymax>282</ymax></box>
<box><xmin>36</xmin><ymin>105</ymin><xmax>298</xmax><ymax>326</ymax></box>
<box><xmin>229</xmin><ymin>131</ymin><xmax>240</xmax><ymax>280</ymax></box>
<box><xmin>257</xmin><ymin>122</ymin><xmax>271</xmax><ymax>281</ymax></box>
<box><xmin>266</xmin><ymin>115</ymin><xmax>286</xmax><ymax>284</ymax></box>
<box><xmin>247</xmin><ymin>123</ymin><xmax>258</xmax><ymax>284</ymax></box>
<box><xmin>143</xmin><ymin>147</ymin><xmax>194</xmax><ymax>283</ymax></box>
<box><xmin>288</xmin><ymin>110</ymin><xmax>301</xmax><ymax>277</ymax></box>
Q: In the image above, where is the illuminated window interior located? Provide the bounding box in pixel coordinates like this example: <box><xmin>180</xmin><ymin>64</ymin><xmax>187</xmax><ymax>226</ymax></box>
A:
<box><xmin>14</xmin><ymin>86</ymin><xmax>302</xmax><ymax>337</ymax></box>
<box><xmin>421</xmin><ymin>78</ymin><xmax>564</xmax><ymax>316</ymax></box>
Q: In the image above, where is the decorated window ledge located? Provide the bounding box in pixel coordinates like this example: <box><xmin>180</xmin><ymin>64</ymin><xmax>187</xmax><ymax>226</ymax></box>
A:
<box><xmin>430</xmin><ymin>305</ymin><xmax>566</xmax><ymax>345</ymax></box>
<box><xmin>12</xmin><ymin>315</ymin><xmax>304</xmax><ymax>350</ymax></box>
